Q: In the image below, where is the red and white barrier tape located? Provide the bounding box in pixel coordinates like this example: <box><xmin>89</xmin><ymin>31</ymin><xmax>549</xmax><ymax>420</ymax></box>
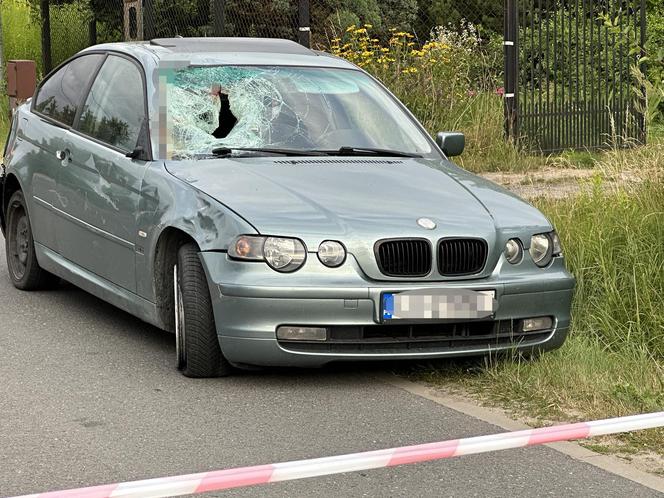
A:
<box><xmin>10</xmin><ymin>411</ymin><xmax>664</xmax><ymax>498</ymax></box>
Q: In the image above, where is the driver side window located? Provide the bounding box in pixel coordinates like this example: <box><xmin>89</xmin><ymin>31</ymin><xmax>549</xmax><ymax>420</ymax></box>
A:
<box><xmin>77</xmin><ymin>55</ymin><xmax>146</xmax><ymax>152</ymax></box>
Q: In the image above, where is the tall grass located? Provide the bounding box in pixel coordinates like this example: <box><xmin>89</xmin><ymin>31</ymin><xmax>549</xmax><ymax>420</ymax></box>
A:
<box><xmin>419</xmin><ymin>179</ymin><xmax>664</xmax><ymax>454</ymax></box>
<box><xmin>1</xmin><ymin>0</ymin><xmax>94</xmax><ymax>73</ymax></box>
<box><xmin>1</xmin><ymin>0</ymin><xmax>42</xmax><ymax>75</ymax></box>
<box><xmin>540</xmin><ymin>180</ymin><xmax>664</xmax><ymax>357</ymax></box>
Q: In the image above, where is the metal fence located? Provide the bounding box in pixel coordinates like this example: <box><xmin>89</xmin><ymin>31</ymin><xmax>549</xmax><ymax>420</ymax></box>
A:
<box><xmin>505</xmin><ymin>0</ymin><xmax>647</xmax><ymax>151</ymax></box>
<box><xmin>2</xmin><ymin>0</ymin><xmax>647</xmax><ymax>152</ymax></box>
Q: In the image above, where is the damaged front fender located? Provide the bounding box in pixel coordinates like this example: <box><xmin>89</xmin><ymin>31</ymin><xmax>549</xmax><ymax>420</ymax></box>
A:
<box><xmin>134</xmin><ymin>160</ymin><xmax>257</xmax><ymax>303</ymax></box>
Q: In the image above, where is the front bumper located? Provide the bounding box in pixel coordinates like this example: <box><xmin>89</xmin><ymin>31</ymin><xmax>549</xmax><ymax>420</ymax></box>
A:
<box><xmin>200</xmin><ymin>252</ymin><xmax>575</xmax><ymax>367</ymax></box>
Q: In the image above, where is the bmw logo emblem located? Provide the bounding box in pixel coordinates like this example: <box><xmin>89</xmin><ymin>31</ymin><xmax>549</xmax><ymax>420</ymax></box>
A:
<box><xmin>417</xmin><ymin>218</ymin><xmax>437</xmax><ymax>230</ymax></box>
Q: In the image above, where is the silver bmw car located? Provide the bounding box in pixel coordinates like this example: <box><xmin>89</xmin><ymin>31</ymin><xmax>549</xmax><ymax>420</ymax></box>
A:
<box><xmin>1</xmin><ymin>37</ymin><xmax>575</xmax><ymax>377</ymax></box>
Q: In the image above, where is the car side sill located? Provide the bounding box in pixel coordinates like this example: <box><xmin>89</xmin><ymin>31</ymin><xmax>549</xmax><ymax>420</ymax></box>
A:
<box><xmin>35</xmin><ymin>242</ymin><xmax>165</xmax><ymax>330</ymax></box>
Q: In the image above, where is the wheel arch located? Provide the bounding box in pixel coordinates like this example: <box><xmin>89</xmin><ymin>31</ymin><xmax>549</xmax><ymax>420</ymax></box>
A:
<box><xmin>152</xmin><ymin>226</ymin><xmax>199</xmax><ymax>332</ymax></box>
<box><xmin>1</xmin><ymin>173</ymin><xmax>23</xmax><ymax>235</ymax></box>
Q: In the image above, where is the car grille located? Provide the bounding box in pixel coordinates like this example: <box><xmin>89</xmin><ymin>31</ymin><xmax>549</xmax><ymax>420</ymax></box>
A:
<box><xmin>376</xmin><ymin>239</ymin><xmax>431</xmax><ymax>277</ymax></box>
<box><xmin>438</xmin><ymin>238</ymin><xmax>488</xmax><ymax>276</ymax></box>
<box><xmin>278</xmin><ymin>320</ymin><xmax>553</xmax><ymax>354</ymax></box>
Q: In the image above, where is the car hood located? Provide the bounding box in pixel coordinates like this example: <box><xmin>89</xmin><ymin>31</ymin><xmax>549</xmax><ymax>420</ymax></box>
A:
<box><xmin>165</xmin><ymin>157</ymin><xmax>551</xmax><ymax>279</ymax></box>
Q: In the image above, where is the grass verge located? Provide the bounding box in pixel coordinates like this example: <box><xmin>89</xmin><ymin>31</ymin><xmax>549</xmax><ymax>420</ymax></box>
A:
<box><xmin>414</xmin><ymin>178</ymin><xmax>664</xmax><ymax>461</ymax></box>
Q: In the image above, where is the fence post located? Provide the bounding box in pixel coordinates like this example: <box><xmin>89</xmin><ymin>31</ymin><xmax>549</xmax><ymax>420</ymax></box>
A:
<box><xmin>212</xmin><ymin>0</ymin><xmax>225</xmax><ymax>36</ymax></box>
<box><xmin>503</xmin><ymin>0</ymin><xmax>518</xmax><ymax>141</ymax></box>
<box><xmin>298</xmin><ymin>0</ymin><xmax>311</xmax><ymax>48</ymax></box>
<box><xmin>40</xmin><ymin>0</ymin><xmax>52</xmax><ymax>73</ymax></box>
<box><xmin>89</xmin><ymin>15</ymin><xmax>97</xmax><ymax>46</ymax></box>
<box><xmin>144</xmin><ymin>0</ymin><xmax>155</xmax><ymax>39</ymax></box>
<box><xmin>638</xmin><ymin>0</ymin><xmax>647</xmax><ymax>144</ymax></box>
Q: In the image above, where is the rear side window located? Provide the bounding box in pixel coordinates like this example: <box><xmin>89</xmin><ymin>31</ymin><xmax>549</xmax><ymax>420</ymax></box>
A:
<box><xmin>34</xmin><ymin>54</ymin><xmax>104</xmax><ymax>126</ymax></box>
<box><xmin>77</xmin><ymin>55</ymin><xmax>146</xmax><ymax>152</ymax></box>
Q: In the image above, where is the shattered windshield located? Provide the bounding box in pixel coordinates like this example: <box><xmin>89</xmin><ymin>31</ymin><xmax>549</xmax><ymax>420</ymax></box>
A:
<box><xmin>159</xmin><ymin>65</ymin><xmax>436</xmax><ymax>159</ymax></box>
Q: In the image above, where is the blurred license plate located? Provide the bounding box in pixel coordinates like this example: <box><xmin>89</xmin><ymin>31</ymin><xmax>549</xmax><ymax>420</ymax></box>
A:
<box><xmin>382</xmin><ymin>289</ymin><xmax>496</xmax><ymax>321</ymax></box>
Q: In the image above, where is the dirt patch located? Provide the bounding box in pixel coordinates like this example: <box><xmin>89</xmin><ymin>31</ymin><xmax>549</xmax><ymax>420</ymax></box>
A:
<box><xmin>479</xmin><ymin>167</ymin><xmax>648</xmax><ymax>199</ymax></box>
<box><xmin>581</xmin><ymin>437</ymin><xmax>664</xmax><ymax>477</ymax></box>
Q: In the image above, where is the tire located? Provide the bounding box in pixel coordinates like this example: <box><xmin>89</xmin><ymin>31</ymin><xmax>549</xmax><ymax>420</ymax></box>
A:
<box><xmin>5</xmin><ymin>191</ymin><xmax>60</xmax><ymax>290</ymax></box>
<box><xmin>174</xmin><ymin>242</ymin><xmax>232</xmax><ymax>377</ymax></box>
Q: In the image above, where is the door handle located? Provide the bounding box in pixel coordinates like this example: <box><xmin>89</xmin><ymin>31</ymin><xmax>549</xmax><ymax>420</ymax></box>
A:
<box><xmin>55</xmin><ymin>149</ymin><xmax>71</xmax><ymax>162</ymax></box>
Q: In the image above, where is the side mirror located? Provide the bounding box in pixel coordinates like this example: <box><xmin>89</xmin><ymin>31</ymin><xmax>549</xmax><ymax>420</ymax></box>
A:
<box><xmin>126</xmin><ymin>146</ymin><xmax>145</xmax><ymax>160</ymax></box>
<box><xmin>436</xmin><ymin>132</ymin><xmax>465</xmax><ymax>157</ymax></box>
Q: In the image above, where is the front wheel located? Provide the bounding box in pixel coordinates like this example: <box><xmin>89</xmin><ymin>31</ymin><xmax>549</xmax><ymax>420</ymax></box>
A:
<box><xmin>174</xmin><ymin>242</ymin><xmax>232</xmax><ymax>377</ymax></box>
<box><xmin>5</xmin><ymin>191</ymin><xmax>59</xmax><ymax>290</ymax></box>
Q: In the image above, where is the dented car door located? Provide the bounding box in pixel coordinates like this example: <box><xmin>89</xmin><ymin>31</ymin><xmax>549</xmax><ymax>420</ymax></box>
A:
<box><xmin>53</xmin><ymin>54</ymin><xmax>149</xmax><ymax>293</ymax></box>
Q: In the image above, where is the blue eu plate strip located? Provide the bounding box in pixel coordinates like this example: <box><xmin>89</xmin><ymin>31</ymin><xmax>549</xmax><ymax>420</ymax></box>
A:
<box><xmin>382</xmin><ymin>293</ymin><xmax>394</xmax><ymax>320</ymax></box>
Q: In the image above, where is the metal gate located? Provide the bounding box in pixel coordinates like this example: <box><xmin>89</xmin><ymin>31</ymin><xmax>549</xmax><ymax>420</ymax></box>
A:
<box><xmin>504</xmin><ymin>0</ymin><xmax>647</xmax><ymax>152</ymax></box>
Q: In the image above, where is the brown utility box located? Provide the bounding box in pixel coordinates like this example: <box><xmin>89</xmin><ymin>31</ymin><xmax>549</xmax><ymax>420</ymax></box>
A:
<box><xmin>7</xmin><ymin>60</ymin><xmax>37</xmax><ymax>114</ymax></box>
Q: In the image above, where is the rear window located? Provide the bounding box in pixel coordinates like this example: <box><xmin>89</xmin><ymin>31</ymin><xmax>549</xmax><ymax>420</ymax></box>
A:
<box><xmin>34</xmin><ymin>54</ymin><xmax>104</xmax><ymax>126</ymax></box>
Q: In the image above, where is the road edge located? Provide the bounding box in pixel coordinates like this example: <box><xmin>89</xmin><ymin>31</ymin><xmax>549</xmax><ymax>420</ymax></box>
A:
<box><xmin>380</xmin><ymin>374</ymin><xmax>664</xmax><ymax>494</ymax></box>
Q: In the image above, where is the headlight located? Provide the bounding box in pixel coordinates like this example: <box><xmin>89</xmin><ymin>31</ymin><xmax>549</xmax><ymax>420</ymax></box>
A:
<box><xmin>229</xmin><ymin>235</ymin><xmax>307</xmax><ymax>272</ymax></box>
<box><xmin>529</xmin><ymin>233</ymin><xmax>553</xmax><ymax>267</ymax></box>
<box><xmin>504</xmin><ymin>238</ymin><xmax>523</xmax><ymax>264</ymax></box>
<box><xmin>318</xmin><ymin>240</ymin><xmax>346</xmax><ymax>267</ymax></box>
<box><xmin>263</xmin><ymin>237</ymin><xmax>307</xmax><ymax>272</ymax></box>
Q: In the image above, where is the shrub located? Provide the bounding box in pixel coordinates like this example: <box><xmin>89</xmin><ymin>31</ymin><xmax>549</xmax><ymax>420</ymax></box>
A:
<box><xmin>50</xmin><ymin>0</ymin><xmax>93</xmax><ymax>67</ymax></box>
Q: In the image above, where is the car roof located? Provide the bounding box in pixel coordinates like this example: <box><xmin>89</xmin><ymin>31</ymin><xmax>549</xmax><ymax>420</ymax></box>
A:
<box><xmin>81</xmin><ymin>37</ymin><xmax>356</xmax><ymax>70</ymax></box>
<box><xmin>150</xmin><ymin>37</ymin><xmax>314</xmax><ymax>54</ymax></box>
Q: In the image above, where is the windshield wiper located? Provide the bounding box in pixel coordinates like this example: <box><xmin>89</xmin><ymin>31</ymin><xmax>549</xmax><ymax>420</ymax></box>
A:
<box><xmin>314</xmin><ymin>146</ymin><xmax>422</xmax><ymax>158</ymax></box>
<box><xmin>211</xmin><ymin>147</ymin><xmax>326</xmax><ymax>157</ymax></box>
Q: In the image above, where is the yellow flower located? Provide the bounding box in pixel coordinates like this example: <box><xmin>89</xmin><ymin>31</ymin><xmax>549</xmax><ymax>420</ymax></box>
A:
<box><xmin>364</xmin><ymin>24</ymin><xmax>373</xmax><ymax>29</ymax></box>
<box><xmin>346</xmin><ymin>26</ymin><xmax>355</xmax><ymax>32</ymax></box>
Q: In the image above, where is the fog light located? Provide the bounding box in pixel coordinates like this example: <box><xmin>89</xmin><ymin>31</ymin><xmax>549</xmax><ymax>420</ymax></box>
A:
<box><xmin>277</xmin><ymin>326</ymin><xmax>327</xmax><ymax>341</ymax></box>
<box><xmin>521</xmin><ymin>316</ymin><xmax>553</xmax><ymax>332</ymax></box>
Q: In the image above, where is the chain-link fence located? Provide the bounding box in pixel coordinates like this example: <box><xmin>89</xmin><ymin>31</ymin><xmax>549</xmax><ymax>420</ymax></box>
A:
<box><xmin>0</xmin><ymin>0</ymin><xmax>504</xmax><ymax>74</ymax></box>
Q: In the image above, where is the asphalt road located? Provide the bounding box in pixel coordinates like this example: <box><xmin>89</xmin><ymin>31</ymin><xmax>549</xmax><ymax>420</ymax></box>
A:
<box><xmin>0</xmin><ymin>233</ymin><xmax>658</xmax><ymax>497</ymax></box>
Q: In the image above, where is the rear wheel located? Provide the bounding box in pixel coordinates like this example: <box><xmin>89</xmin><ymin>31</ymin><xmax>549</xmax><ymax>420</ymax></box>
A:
<box><xmin>174</xmin><ymin>242</ymin><xmax>232</xmax><ymax>377</ymax></box>
<box><xmin>5</xmin><ymin>191</ymin><xmax>59</xmax><ymax>290</ymax></box>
